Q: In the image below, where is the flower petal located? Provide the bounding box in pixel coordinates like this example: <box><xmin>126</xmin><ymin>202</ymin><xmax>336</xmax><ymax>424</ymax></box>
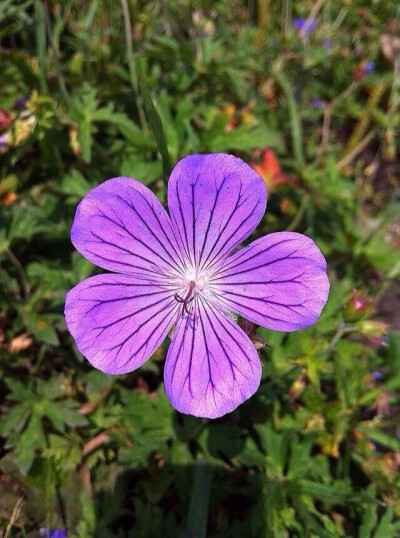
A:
<box><xmin>71</xmin><ymin>177</ymin><xmax>186</xmax><ymax>278</ymax></box>
<box><xmin>65</xmin><ymin>273</ymin><xmax>179</xmax><ymax>374</ymax></box>
<box><xmin>212</xmin><ymin>232</ymin><xmax>329</xmax><ymax>331</ymax></box>
<box><xmin>167</xmin><ymin>154</ymin><xmax>267</xmax><ymax>273</ymax></box>
<box><xmin>164</xmin><ymin>296</ymin><xmax>261</xmax><ymax>418</ymax></box>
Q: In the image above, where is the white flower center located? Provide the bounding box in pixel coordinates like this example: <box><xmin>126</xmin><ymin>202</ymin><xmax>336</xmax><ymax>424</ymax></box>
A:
<box><xmin>183</xmin><ymin>268</ymin><xmax>209</xmax><ymax>294</ymax></box>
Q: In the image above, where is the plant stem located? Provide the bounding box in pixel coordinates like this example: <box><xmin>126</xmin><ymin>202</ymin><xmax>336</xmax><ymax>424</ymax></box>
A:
<box><xmin>5</xmin><ymin>248</ymin><xmax>29</xmax><ymax>299</ymax></box>
<box><xmin>320</xmin><ymin>323</ymin><xmax>355</xmax><ymax>355</ymax></box>
<box><xmin>186</xmin><ymin>460</ymin><xmax>212</xmax><ymax>538</ymax></box>
<box><xmin>286</xmin><ymin>193</ymin><xmax>310</xmax><ymax>231</ymax></box>
<box><xmin>336</xmin><ymin>131</ymin><xmax>375</xmax><ymax>171</ymax></box>
<box><xmin>120</xmin><ymin>0</ymin><xmax>147</xmax><ymax>131</ymax></box>
<box><xmin>273</xmin><ymin>68</ymin><xmax>305</xmax><ymax>165</ymax></box>
<box><xmin>42</xmin><ymin>0</ymin><xmax>71</xmax><ymax>103</ymax></box>
<box><xmin>300</xmin><ymin>0</ymin><xmax>327</xmax><ymax>42</ymax></box>
<box><xmin>4</xmin><ymin>498</ymin><xmax>23</xmax><ymax>538</ymax></box>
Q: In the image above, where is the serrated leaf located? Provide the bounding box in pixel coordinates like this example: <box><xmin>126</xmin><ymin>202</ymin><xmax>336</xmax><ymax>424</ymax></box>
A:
<box><xmin>14</xmin><ymin>411</ymin><xmax>44</xmax><ymax>475</ymax></box>
<box><xmin>206</xmin><ymin>124</ymin><xmax>279</xmax><ymax>152</ymax></box>
<box><xmin>119</xmin><ymin>156</ymin><xmax>162</xmax><ymax>185</ymax></box>
<box><xmin>373</xmin><ymin>507</ymin><xmax>394</xmax><ymax>538</ymax></box>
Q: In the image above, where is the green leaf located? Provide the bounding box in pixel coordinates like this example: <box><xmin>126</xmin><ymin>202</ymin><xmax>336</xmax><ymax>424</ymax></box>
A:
<box><xmin>206</xmin><ymin>124</ymin><xmax>279</xmax><ymax>152</ymax></box>
<box><xmin>14</xmin><ymin>411</ymin><xmax>45</xmax><ymax>475</ymax></box>
<box><xmin>299</xmin><ymin>479</ymin><xmax>352</xmax><ymax>505</ymax></box>
<box><xmin>44</xmin><ymin>403</ymin><xmax>67</xmax><ymax>432</ymax></box>
<box><xmin>27</xmin><ymin>314</ymin><xmax>60</xmax><ymax>346</ymax></box>
<box><xmin>359</xmin><ymin>427</ymin><xmax>400</xmax><ymax>452</ymax></box>
<box><xmin>34</xmin><ymin>0</ymin><xmax>47</xmax><ymax>92</ymax></box>
<box><xmin>0</xmin><ymin>400</ymin><xmax>31</xmax><ymax>435</ymax></box>
<box><xmin>359</xmin><ymin>505</ymin><xmax>378</xmax><ymax>538</ymax></box>
<box><xmin>119</xmin><ymin>156</ymin><xmax>162</xmax><ymax>185</ymax></box>
<box><xmin>4</xmin><ymin>378</ymin><xmax>33</xmax><ymax>401</ymax></box>
<box><xmin>206</xmin><ymin>425</ymin><xmax>245</xmax><ymax>460</ymax></box>
<box><xmin>254</xmin><ymin>423</ymin><xmax>292</xmax><ymax>474</ymax></box>
<box><xmin>36</xmin><ymin>376</ymin><xmax>65</xmax><ymax>400</ymax></box>
<box><xmin>373</xmin><ymin>507</ymin><xmax>394</xmax><ymax>538</ymax></box>
<box><xmin>58</xmin><ymin>169</ymin><xmax>92</xmax><ymax>197</ymax></box>
<box><xmin>7</xmin><ymin>205</ymin><xmax>44</xmax><ymax>242</ymax></box>
<box><xmin>138</xmin><ymin>76</ymin><xmax>172</xmax><ymax>185</ymax></box>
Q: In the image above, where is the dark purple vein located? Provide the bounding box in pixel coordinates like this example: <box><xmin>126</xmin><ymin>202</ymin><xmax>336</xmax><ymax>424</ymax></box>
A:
<box><xmin>198</xmin><ymin>181</ymin><xmax>244</xmax><ymax>272</ymax></box>
<box><xmin>95</xmin><ymin>206</ymin><xmax>182</xmax><ymax>275</ymax></box>
<box><xmin>209</xmin><ymin>290</ymin><xmax>300</xmax><ymax>327</ymax></box>
<box><xmin>210</xmin><ymin>253</ymin><xmax>313</xmax><ymax>282</ymax></box>
<box><xmin>218</xmin><ymin>238</ymin><xmax>298</xmax><ymax>275</ymax></box>
<box><xmin>201</xmin><ymin>196</ymin><xmax>261</xmax><ymax>274</ymax></box>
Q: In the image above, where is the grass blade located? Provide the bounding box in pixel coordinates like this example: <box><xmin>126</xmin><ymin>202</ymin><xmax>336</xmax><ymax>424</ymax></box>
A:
<box><xmin>185</xmin><ymin>461</ymin><xmax>212</xmax><ymax>538</ymax></box>
<box><xmin>34</xmin><ymin>0</ymin><xmax>47</xmax><ymax>92</ymax></box>
<box><xmin>138</xmin><ymin>75</ymin><xmax>172</xmax><ymax>188</ymax></box>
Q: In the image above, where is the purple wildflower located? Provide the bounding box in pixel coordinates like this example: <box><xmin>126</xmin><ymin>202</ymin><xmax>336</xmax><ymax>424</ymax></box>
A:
<box><xmin>65</xmin><ymin>154</ymin><xmax>329</xmax><ymax>418</ymax></box>
<box><xmin>310</xmin><ymin>97</ymin><xmax>322</xmax><ymax>107</ymax></box>
<box><xmin>39</xmin><ymin>530</ymin><xmax>67</xmax><ymax>538</ymax></box>
<box><xmin>371</xmin><ymin>370</ymin><xmax>383</xmax><ymax>380</ymax></box>
<box><xmin>322</xmin><ymin>38</ymin><xmax>331</xmax><ymax>48</ymax></box>
<box><xmin>293</xmin><ymin>18</ymin><xmax>306</xmax><ymax>30</ymax></box>
<box><xmin>364</xmin><ymin>61</ymin><xmax>375</xmax><ymax>74</ymax></box>
<box><xmin>14</xmin><ymin>95</ymin><xmax>29</xmax><ymax>108</ymax></box>
<box><xmin>49</xmin><ymin>531</ymin><xmax>67</xmax><ymax>538</ymax></box>
<box><xmin>293</xmin><ymin>17</ymin><xmax>316</xmax><ymax>35</ymax></box>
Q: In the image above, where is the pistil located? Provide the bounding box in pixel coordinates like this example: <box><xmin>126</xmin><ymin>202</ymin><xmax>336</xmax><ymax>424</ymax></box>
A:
<box><xmin>174</xmin><ymin>280</ymin><xmax>196</xmax><ymax>315</ymax></box>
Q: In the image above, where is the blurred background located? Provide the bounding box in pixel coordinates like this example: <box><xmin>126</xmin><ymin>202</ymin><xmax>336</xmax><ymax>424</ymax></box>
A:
<box><xmin>0</xmin><ymin>1</ymin><xmax>399</xmax><ymax>536</ymax></box>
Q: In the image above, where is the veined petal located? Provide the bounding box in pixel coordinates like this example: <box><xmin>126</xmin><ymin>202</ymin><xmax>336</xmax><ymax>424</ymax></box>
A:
<box><xmin>65</xmin><ymin>273</ymin><xmax>179</xmax><ymax>374</ymax></box>
<box><xmin>71</xmin><ymin>176</ymin><xmax>186</xmax><ymax>277</ymax></box>
<box><xmin>164</xmin><ymin>296</ymin><xmax>261</xmax><ymax>418</ymax></box>
<box><xmin>167</xmin><ymin>154</ymin><xmax>267</xmax><ymax>273</ymax></box>
<box><xmin>212</xmin><ymin>232</ymin><xmax>329</xmax><ymax>331</ymax></box>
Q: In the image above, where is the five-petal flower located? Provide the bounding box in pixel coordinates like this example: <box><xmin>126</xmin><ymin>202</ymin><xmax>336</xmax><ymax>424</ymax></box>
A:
<box><xmin>65</xmin><ymin>153</ymin><xmax>329</xmax><ymax>418</ymax></box>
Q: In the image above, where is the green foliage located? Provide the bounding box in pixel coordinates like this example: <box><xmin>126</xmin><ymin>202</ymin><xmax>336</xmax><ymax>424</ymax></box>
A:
<box><xmin>0</xmin><ymin>0</ymin><xmax>399</xmax><ymax>536</ymax></box>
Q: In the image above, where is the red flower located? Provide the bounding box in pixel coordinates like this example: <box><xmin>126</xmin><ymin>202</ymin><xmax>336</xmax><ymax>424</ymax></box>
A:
<box><xmin>0</xmin><ymin>109</ymin><xmax>11</xmax><ymax>130</ymax></box>
<box><xmin>251</xmin><ymin>149</ymin><xmax>294</xmax><ymax>191</ymax></box>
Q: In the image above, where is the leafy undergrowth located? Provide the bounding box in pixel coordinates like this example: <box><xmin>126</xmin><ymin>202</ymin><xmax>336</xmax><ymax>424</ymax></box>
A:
<box><xmin>0</xmin><ymin>1</ymin><xmax>399</xmax><ymax>536</ymax></box>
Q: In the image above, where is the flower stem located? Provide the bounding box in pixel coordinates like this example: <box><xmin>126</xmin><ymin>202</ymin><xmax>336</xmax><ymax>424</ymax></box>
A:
<box><xmin>320</xmin><ymin>322</ymin><xmax>355</xmax><ymax>355</ymax></box>
<box><xmin>273</xmin><ymin>68</ymin><xmax>305</xmax><ymax>165</ymax></box>
<box><xmin>5</xmin><ymin>248</ymin><xmax>29</xmax><ymax>300</ymax></box>
<box><xmin>120</xmin><ymin>0</ymin><xmax>147</xmax><ymax>131</ymax></box>
<box><xmin>286</xmin><ymin>193</ymin><xmax>310</xmax><ymax>231</ymax></box>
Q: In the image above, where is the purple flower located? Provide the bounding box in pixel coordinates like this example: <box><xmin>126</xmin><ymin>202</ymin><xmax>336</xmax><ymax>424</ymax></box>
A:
<box><xmin>40</xmin><ymin>529</ymin><xmax>67</xmax><ymax>538</ymax></box>
<box><xmin>49</xmin><ymin>531</ymin><xmax>67</xmax><ymax>538</ymax></box>
<box><xmin>322</xmin><ymin>38</ymin><xmax>331</xmax><ymax>48</ymax></box>
<box><xmin>371</xmin><ymin>370</ymin><xmax>383</xmax><ymax>380</ymax></box>
<box><xmin>364</xmin><ymin>61</ymin><xmax>375</xmax><ymax>74</ymax></box>
<box><xmin>310</xmin><ymin>97</ymin><xmax>322</xmax><ymax>107</ymax></box>
<box><xmin>14</xmin><ymin>95</ymin><xmax>29</xmax><ymax>108</ymax></box>
<box><xmin>65</xmin><ymin>154</ymin><xmax>329</xmax><ymax>418</ymax></box>
<box><xmin>293</xmin><ymin>17</ymin><xmax>316</xmax><ymax>36</ymax></box>
<box><xmin>293</xmin><ymin>18</ymin><xmax>306</xmax><ymax>29</ymax></box>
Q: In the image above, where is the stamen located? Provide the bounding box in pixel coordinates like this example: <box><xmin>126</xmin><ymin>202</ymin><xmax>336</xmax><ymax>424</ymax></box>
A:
<box><xmin>174</xmin><ymin>280</ymin><xmax>196</xmax><ymax>316</ymax></box>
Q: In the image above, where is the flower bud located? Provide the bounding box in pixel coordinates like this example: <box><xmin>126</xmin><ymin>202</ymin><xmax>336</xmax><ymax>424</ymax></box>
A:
<box><xmin>357</xmin><ymin>320</ymin><xmax>388</xmax><ymax>345</ymax></box>
<box><xmin>289</xmin><ymin>374</ymin><xmax>307</xmax><ymax>402</ymax></box>
<box><xmin>343</xmin><ymin>288</ymin><xmax>374</xmax><ymax>322</ymax></box>
<box><xmin>357</xmin><ymin>320</ymin><xmax>388</xmax><ymax>337</ymax></box>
